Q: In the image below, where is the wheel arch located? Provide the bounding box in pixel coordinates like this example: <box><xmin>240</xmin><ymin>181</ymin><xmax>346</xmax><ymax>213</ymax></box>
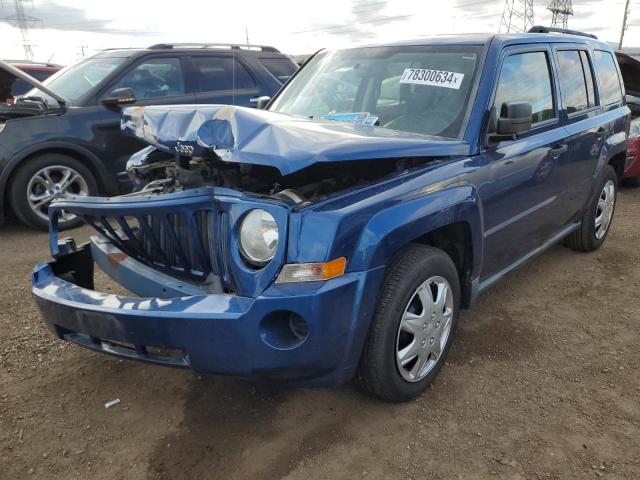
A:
<box><xmin>607</xmin><ymin>151</ymin><xmax>627</xmax><ymax>180</ymax></box>
<box><xmin>0</xmin><ymin>143</ymin><xmax>114</xmax><ymax>221</ymax></box>
<box><xmin>350</xmin><ymin>184</ymin><xmax>484</xmax><ymax>308</ymax></box>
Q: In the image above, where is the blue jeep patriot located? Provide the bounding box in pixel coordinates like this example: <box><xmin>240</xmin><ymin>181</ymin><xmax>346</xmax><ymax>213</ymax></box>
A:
<box><xmin>32</xmin><ymin>27</ymin><xmax>629</xmax><ymax>402</ymax></box>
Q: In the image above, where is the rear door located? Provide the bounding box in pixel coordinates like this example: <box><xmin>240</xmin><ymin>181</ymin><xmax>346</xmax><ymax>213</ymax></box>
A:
<box><xmin>188</xmin><ymin>54</ymin><xmax>264</xmax><ymax>107</ymax></box>
<box><xmin>553</xmin><ymin>46</ymin><xmax>604</xmax><ymax>218</ymax></box>
<box><xmin>479</xmin><ymin>45</ymin><xmax>571</xmax><ymax>281</ymax></box>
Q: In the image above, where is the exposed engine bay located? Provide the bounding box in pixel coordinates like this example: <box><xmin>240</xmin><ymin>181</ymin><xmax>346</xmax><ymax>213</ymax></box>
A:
<box><xmin>127</xmin><ymin>145</ymin><xmax>440</xmax><ymax>206</ymax></box>
<box><xmin>118</xmin><ymin>104</ymin><xmax>471</xmax><ymax>206</ymax></box>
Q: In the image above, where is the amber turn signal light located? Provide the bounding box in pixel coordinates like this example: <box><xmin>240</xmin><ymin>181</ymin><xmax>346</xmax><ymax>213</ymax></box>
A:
<box><xmin>276</xmin><ymin>257</ymin><xmax>347</xmax><ymax>283</ymax></box>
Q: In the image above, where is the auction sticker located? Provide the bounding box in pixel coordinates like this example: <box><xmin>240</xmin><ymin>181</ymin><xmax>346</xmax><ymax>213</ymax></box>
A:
<box><xmin>400</xmin><ymin>69</ymin><xmax>464</xmax><ymax>89</ymax></box>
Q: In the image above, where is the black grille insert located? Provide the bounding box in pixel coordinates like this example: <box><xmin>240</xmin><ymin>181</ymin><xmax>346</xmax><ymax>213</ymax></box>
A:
<box><xmin>86</xmin><ymin>210</ymin><xmax>218</xmax><ymax>279</ymax></box>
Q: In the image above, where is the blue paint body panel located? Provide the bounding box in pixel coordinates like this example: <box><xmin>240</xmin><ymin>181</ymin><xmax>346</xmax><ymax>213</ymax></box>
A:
<box><xmin>33</xmin><ymin>32</ymin><xmax>630</xmax><ymax>387</ymax></box>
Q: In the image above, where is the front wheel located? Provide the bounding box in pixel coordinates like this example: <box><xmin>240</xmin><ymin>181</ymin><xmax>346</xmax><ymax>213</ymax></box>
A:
<box><xmin>9</xmin><ymin>154</ymin><xmax>98</xmax><ymax>230</ymax></box>
<box><xmin>564</xmin><ymin>165</ymin><xmax>617</xmax><ymax>252</ymax></box>
<box><xmin>357</xmin><ymin>244</ymin><xmax>460</xmax><ymax>402</ymax></box>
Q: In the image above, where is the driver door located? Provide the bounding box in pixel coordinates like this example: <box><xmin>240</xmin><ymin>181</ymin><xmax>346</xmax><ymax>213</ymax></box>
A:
<box><xmin>94</xmin><ymin>56</ymin><xmax>196</xmax><ymax>180</ymax></box>
<box><xmin>479</xmin><ymin>46</ymin><xmax>570</xmax><ymax>282</ymax></box>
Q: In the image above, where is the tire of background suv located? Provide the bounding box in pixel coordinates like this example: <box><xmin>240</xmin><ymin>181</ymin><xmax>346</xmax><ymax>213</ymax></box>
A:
<box><xmin>9</xmin><ymin>153</ymin><xmax>98</xmax><ymax>231</ymax></box>
<box><xmin>623</xmin><ymin>176</ymin><xmax>640</xmax><ymax>188</ymax></box>
<box><xmin>357</xmin><ymin>244</ymin><xmax>461</xmax><ymax>402</ymax></box>
<box><xmin>564</xmin><ymin>165</ymin><xmax>618</xmax><ymax>252</ymax></box>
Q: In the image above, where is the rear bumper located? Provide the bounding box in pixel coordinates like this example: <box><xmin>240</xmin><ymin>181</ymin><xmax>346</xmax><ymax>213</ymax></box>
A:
<box><xmin>32</xmin><ymin>242</ymin><xmax>384</xmax><ymax>387</ymax></box>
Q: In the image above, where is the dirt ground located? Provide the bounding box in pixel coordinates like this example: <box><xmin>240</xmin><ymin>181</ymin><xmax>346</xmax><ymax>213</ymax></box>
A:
<box><xmin>0</xmin><ymin>188</ymin><xmax>638</xmax><ymax>480</ymax></box>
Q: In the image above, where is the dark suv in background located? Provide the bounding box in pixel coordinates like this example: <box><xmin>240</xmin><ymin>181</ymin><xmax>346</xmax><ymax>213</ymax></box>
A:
<box><xmin>0</xmin><ymin>43</ymin><xmax>297</xmax><ymax>229</ymax></box>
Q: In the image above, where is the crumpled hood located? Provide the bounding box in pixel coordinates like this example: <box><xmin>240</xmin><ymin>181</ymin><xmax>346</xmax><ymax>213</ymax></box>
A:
<box><xmin>121</xmin><ymin>105</ymin><xmax>470</xmax><ymax>176</ymax></box>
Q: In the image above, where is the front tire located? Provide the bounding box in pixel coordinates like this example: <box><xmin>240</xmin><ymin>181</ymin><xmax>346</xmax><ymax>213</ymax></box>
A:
<box><xmin>357</xmin><ymin>244</ymin><xmax>461</xmax><ymax>402</ymax></box>
<box><xmin>564</xmin><ymin>165</ymin><xmax>617</xmax><ymax>252</ymax></box>
<box><xmin>9</xmin><ymin>154</ymin><xmax>97</xmax><ymax>231</ymax></box>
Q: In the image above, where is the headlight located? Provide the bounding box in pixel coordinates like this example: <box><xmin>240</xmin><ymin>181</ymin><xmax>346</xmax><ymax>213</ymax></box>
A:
<box><xmin>239</xmin><ymin>209</ymin><xmax>279</xmax><ymax>266</ymax></box>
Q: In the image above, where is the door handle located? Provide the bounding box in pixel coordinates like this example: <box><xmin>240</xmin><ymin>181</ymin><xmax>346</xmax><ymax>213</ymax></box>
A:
<box><xmin>549</xmin><ymin>144</ymin><xmax>568</xmax><ymax>158</ymax></box>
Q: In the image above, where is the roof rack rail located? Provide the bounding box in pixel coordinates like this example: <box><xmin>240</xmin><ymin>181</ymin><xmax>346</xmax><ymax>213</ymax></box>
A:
<box><xmin>147</xmin><ymin>43</ymin><xmax>280</xmax><ymax>53</ymax></box>
<box><xmin>527</xmin><ymin>25</ymin><xmax>597</xmax><ymax>39</ymax></box>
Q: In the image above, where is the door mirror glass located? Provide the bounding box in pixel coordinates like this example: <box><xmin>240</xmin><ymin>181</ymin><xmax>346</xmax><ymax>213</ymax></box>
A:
<box><xmin>102</xmin><ymin>87</ymin><xmax>136</xmax><ymax>106</ymax></box>
<box><xmin>497</xmin><ymin>101</ymin><xmax>532</xmax><ymax>135</ymax></box>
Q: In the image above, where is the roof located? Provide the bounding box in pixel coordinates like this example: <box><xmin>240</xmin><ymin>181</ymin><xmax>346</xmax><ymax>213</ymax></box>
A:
<box><xmin>93</xmin><ymin>43</ymin><xmax>283</xmax><ymax>59</ymax></box>
<box><xmin>343</xmin><ymin>29</ymin><xmax>609</xmax><ymax>51</ymax></box>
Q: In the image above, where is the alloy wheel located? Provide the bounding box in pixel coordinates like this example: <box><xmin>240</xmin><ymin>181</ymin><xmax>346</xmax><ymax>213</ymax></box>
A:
<box><xmin>26</xmin><ymin>165</ymin><xmax>89</xmax><ymax>223</ymax></box>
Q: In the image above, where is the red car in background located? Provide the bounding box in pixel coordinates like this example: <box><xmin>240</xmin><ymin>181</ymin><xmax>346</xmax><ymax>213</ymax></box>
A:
<box><xmin>0</xmin><ymin>61</ymin><xmax>61</xmax><ymax>104</ymax></box>
<box><xmin>616</xmin><ymin>52</ymin><xmax>640</xmax><ymax>186</ymax></box>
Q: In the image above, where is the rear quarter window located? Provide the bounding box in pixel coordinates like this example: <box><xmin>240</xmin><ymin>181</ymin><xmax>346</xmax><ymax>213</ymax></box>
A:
<box><xmin>259</xmin><ymin>57</ymin><xmax>298</xmax><ymax>83</ymax></box>
<box><xmin>594</xmin><ymin>50</ymin><xmax>623</xmax><ymax>105</ymax></box>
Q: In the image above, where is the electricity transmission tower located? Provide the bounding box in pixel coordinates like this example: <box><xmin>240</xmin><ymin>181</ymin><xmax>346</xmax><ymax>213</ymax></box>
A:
<box><xmin>499</xmin><ymin>0</ymin><xmax>535</xmax><ymax>33</ymax></box>
<box><xmin>1</xmin><ymin>0</ymin><xmax>41</xmax><ymax>61</ymax></box>
<box><xmin>548</xmin><ymin>0</ymin><xmax>573</xmax><ymax>28</ymax></box>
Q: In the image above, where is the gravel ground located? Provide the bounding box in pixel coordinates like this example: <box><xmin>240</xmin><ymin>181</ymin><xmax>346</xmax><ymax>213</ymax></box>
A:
<box><xmin>0</xmin><ymin>187</ymin><xmax>639</xmax><ymax>480</ymax></box>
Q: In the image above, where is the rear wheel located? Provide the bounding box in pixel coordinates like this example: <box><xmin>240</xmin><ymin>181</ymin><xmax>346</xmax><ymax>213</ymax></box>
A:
<box><xmin>357</xmin><ymin>244</ymin><xmax>460</xmax><ymax>402</ymax></box>
<box><xmin>10</xmin><ymin>154</ymin><xmax>97</xmax><ymax>230</ymax></box>
<box><xmin>564</xmin><ymin>165</ymin><xmax>617</xmax><ymax>252</ymax></box>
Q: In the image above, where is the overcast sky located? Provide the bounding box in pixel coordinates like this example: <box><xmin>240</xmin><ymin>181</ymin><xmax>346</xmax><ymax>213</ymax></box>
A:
<box><xmin>1</xmin><ymin>0</ymin><xmax>639</xmax><ymax>64</ymax></box>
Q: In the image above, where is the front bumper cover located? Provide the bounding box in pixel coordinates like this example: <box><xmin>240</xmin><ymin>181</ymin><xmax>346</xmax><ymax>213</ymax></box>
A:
<box><xmin>32</xmin><ymin>241</ymin><xmax>384</xmax><ymax>387</ymax></box>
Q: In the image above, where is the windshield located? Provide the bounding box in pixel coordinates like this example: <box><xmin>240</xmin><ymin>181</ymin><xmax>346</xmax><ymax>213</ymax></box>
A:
<box><xmin>24</xmin><ymin>56</ymin><xmax>126</xmax><ymax>105</ymax></box>
<box><xmin>269</xmin><ymin>46</ymin><xmax>481</xmax><ymax>138</ymax></box>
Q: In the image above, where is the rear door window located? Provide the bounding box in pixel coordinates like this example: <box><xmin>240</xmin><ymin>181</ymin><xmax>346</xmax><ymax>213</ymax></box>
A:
<box><xmin>113</xmin><ymin>57</ymin><xmax>185</xmax><ymax>100</ymax></box>
<box><xmin>556</xmin><ymin>50</ymin><xmax>596</xmax><ymax>114</ymax></box>
<box><xmin>259</xmin><ymin>57</ymin><xmax>297</xmax><ymax>83</ymax></box>
<box><xmin>192</xmin><ymin>56</ymin><xmax>256</xmax><ymax>92</ymax></box>
<box><xmin>493</xmin><ymin>51</ymin><xmax>556</xmax><ymax>126</ymax></box>
<box><xmin>594</xmin><ymin>50</ymin><xmax>623</xmax><ymax>105</ymax></box>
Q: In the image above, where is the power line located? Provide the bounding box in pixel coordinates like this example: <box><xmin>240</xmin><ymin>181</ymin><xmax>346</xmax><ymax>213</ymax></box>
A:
<box><xmin>619</xmin><ymin>0</ymin><xmax>631</xmax><ymax>48</ymax></box>
<box><xmin>499</xmin><ymin>0</ymin><xmax>535</xmax><ymax>33</ymax></box>
<box><xmin>1</xmin><ymin>0</ymin><xmax>41</xmax><ymax>60</ymax></box>
<box><xmin>548</xmin><ymin>0</ymin><xmax>574</xmax><ymax>28</ymax></box>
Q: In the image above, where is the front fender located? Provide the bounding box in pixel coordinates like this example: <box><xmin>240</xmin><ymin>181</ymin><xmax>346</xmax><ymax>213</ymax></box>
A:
<box><xmin>349</xmin><ymin>184</ymin><xmax>483</xmax><ymax>275</ymax></box>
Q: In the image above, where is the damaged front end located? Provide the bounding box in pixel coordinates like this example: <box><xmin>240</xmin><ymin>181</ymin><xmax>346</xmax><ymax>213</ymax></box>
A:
<box><xmin>32</xmin><ymin>103</ymin><xmax>469</xmax><ymax>385</ymax></box>
<box><xmin>121</xmin><ymin>104</ymin><xmax>467</xmax><ymax>203</ymax></box>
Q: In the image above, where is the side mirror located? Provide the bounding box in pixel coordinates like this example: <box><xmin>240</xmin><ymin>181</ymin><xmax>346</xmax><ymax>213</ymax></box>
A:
<box><xmin>102</xmin><ymin>87</ymin><xmax>136</xmax><ymax>106</ymax></box>
<box><xmin>250</xmin><ymin>95</ymin><xmax>271</xmax><ymax>109</ymax></box>
<box><xmin>497</xmin><ymin>101</ymin><xmax>532</xmax><ymax>136</ymax></box>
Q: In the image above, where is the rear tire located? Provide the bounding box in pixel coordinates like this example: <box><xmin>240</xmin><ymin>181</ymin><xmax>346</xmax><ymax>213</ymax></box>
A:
<box><xmin>564</xmin><ymin>165</ymin><xmax>617</xmax><ymax>252</ymax></box>
<box><xmin>10</xmin><ymin>154</ymin><xmax>97</xmax><ymax>231</ymax></box>
<box><xmin>623</xmin><ymin>176</ymin><xmax>640</xmax><ymax>188</ymax></box>
<box><xmin>357</xmin><ymin>244</ymin><xmax>460</xmax><ymax>402</ymax></box>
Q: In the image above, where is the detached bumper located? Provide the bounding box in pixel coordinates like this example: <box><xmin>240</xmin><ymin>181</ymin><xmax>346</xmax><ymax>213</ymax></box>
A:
<box><xmin>32</xmin><ymin>242</ymin><xmax>384</xmax><ymax>387</ymax></box>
